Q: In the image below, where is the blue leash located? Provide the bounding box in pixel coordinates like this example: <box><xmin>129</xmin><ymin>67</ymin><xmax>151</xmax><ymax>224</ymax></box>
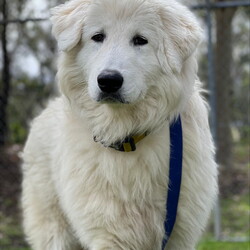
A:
<box><xmin>162</xmin><ymin>116</ymin><xmax>183</xmax><ymax>249</ymax></box>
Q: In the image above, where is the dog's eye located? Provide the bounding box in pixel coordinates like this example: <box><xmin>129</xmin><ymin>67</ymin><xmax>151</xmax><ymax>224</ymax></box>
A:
<box><xmin>133</xmin><ymin>35</ymin><xmax>148</xmax><ymax>46</ymax></box>
<box><xmin>91</xmin><ymin>33</ymin><xmax>105</xmax><ymax>43</ymax></box>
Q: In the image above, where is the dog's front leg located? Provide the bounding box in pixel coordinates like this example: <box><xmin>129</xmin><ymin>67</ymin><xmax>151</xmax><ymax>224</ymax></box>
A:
<box><xmin>87</xmin><ymin>236</ymin><xmax>123</xmax><ymax>250</ymax></box>
<box><xmin>22</xmin><ymin>173</ymin><xmax>83</xmax><ymax>250</ymax></box>
<box><xmin>67</xmin><ymin>227</ymin><xmax>123</xmax><ymax>250</ymax></box>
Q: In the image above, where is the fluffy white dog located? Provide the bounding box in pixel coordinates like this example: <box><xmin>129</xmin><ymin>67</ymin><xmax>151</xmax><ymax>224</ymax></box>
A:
<box><xmin>22</xmin><ymin>0</ymin><xmax>218</xmax><ymax>249</ymax></box>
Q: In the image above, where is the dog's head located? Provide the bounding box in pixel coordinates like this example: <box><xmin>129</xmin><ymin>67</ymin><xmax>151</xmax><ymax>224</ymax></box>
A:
<box><xmin>51</xmin><ymin>0</ymin><xmax>202</xmax><ymax>144</ymax></box>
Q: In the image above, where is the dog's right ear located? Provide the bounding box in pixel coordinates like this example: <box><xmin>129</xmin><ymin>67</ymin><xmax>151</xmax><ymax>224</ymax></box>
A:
<box><xmin>51</xmin><ymin>0</ymin><xmax>90</xmax><ymax>52</ymax></box>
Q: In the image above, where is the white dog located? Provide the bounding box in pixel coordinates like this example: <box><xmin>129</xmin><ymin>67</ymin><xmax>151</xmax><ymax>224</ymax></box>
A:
<box><xmin>22</xmin><ymin>0</ymin><xmax>218</xmax><ymax>249</ymax></box>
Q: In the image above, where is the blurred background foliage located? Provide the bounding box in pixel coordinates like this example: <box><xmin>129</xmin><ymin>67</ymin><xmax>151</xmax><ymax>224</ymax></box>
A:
<box><xmin>0</xmin><ymin>0</ymin><xmax>249</xmax><ymax>249</ymax></box>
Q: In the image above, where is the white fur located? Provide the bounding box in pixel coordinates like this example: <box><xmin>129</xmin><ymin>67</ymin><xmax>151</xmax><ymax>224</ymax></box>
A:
<box><xmin>22</xmin><ymin>0</ymin><xmax>218</xmax><ymax>249</ymax></box>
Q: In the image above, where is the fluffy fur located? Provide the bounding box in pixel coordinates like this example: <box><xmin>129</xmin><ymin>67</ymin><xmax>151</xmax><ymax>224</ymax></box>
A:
<box><xmin>21</xmin><ymin>0</ymin><xmax>218</xmax><ymax>249</ymax></box>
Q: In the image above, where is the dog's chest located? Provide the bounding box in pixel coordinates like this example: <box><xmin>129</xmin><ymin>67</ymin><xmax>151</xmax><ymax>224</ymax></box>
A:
<box><xmin>56</xmin><ymin>126</ymin><xmax>170</xmax><ymax>248</ymax></box>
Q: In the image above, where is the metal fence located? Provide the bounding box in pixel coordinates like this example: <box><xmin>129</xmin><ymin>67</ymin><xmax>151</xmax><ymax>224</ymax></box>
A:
<box><xmin>192</xmin><ymin>0</ymin><xmax>249</xmax><ymax>241</ymax></box>
<box><xmin>0</xmin><ymin>0</ymin><xmax>249</xmax><ymax>248</ymax></box>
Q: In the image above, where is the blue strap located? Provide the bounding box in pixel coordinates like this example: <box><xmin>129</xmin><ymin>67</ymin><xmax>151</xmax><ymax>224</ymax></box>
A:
<box><xmin>162</xmin><ymin>116</ymin><xmax>183</xmax><ymax>249</ymax></box>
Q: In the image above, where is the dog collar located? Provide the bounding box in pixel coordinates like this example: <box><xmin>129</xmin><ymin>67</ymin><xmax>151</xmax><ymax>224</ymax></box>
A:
<box><xmin>95</xmin><ymin>133</ymin><xmax>148</xmax><ymax>152</ymax></box>
<box><xmin>110</xmin><ymin>133</ymin><xmax>148</xmax><ymax>152</ymax></box>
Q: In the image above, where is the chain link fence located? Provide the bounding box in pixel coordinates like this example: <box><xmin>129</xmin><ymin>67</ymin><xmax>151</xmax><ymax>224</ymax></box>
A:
<box><xmin>0</xmin><ymin>0</ymin><xmax>249</xmax><ymax>249</ymax></box>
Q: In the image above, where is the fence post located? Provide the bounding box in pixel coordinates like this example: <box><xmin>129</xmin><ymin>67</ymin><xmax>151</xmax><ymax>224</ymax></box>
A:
<box><xmin>205</xmin><ymin>0</ymin><xmax>221</xmax><ymax>241</ymax></box>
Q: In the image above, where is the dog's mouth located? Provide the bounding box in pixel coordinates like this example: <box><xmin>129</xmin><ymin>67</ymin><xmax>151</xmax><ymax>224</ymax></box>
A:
<box><xmin>97</xmin><ymin>93</ymin><xmax>128</xmax><ymax>104</ymax></box>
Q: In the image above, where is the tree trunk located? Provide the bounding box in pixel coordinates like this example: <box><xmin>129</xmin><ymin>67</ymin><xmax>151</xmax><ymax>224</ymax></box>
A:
<box><xmin>0</xmin><ymin>0</ymin><xmax>11</xmax><ymax>146</ymax></box>
<box><xmin>215</xmin><ymin>2</ymin><xmax>236</xmax><ymax>169</ymax></box>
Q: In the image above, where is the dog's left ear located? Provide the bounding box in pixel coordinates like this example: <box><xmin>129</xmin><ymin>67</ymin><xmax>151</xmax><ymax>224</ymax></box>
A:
<box><xmin>51</xmin><ymin>0</ymin><xmax>90</xmax><ymax>52</ymax></box>
<box><xmin>158</xmin><ymin>0</ymin><xmax>202</xmax><ymax>73</ymax></box>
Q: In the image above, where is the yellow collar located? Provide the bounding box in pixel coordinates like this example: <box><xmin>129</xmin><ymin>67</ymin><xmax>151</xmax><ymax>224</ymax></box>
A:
<box><xmin>95</xmin><ymin>133</ymin><xmax>147</xmax><ymax>152</ymax></box>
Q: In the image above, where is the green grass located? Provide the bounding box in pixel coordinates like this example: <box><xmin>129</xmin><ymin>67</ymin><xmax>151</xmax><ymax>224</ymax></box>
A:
<box><xmin>198</xmin><ymin>241</ymin><xmax>250</xmax><ymax>250</ymax></box>
<box><xmin>0</xmin><ymin>212</ymin><xmax>29</xmax><ymax>249</ymax></box>
<box><xmin>220</xmin><ymin>193</ymin><xmax>250</xmax><ymax>238</ymax></box>
<box><xmin>1</xmin><ymin>248</ymin><xmax>30</xmax><ymax>250</ymax></box>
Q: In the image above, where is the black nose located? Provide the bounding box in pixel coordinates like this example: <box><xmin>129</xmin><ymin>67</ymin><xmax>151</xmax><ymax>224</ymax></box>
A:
<box><xmin>97</xmin><ymin>70</ymin><xmax>123</xmax><ymax>93</ymax></box>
